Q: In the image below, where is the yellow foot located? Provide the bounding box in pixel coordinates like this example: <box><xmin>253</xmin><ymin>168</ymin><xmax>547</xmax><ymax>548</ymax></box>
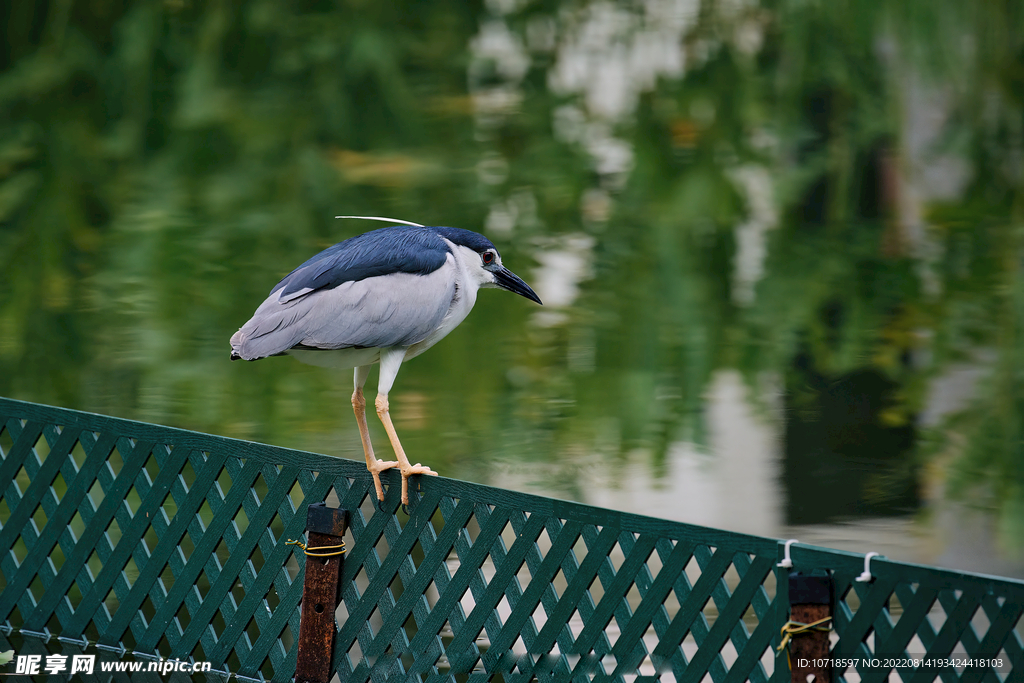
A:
<box><xmin>400</xmin><ymin>464</ymin><xmax>438</xmax><ymax>506</ymax></box>
<box><xmin>367</xmin><ymin>459</ymin><xmax>399</xmax><ymax>502</ymax></box>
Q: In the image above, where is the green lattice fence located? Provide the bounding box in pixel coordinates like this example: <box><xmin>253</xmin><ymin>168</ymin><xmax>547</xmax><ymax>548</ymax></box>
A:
<box><xmin>0</xmin><ymin>397</ymin><xmax>1022</xmax><ymax>682</ymax></box>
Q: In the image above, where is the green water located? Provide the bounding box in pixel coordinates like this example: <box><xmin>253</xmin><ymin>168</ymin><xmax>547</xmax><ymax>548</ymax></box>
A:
<box><xmin>1</xmin><ymin>0</ymin><xmax>1023</xmax><ymax>572</ymax></box>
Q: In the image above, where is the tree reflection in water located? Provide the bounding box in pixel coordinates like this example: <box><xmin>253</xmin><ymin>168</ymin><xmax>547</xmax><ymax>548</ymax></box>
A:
<box><xmin>0</xmin><ymin>0</ymin><xmax>1021</xmax><ymax>564</ymax></box>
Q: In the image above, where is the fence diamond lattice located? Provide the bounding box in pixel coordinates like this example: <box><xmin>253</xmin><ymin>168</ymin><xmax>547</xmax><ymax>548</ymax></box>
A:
<box><xmin>0</xmin><ymin>398</ymin><xmax>1022</xmax><ymax>682</ymax></box>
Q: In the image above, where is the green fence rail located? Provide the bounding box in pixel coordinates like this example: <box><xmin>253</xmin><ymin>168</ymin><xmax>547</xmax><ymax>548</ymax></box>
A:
<box><xmin>0</xmin><ymin>397</ymin><xmax>1022</xmax><ymax>682</ymax></box>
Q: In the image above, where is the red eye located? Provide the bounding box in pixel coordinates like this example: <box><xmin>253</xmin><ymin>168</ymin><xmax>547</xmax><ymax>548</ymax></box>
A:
<box><xmin>482</xmin><ymin>251</ymin><xmax>495</xmax><ymax>265</ymax></box>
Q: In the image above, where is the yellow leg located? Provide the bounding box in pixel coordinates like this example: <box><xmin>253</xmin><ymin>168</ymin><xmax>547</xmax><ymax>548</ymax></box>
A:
<box><xmin>375</xmin><ymin>393</ymin><xmax>437</xmax><ymax>505</ymax></box>
<box><xmin>352</xmin><ymin>385</ymin><xmax>398</xmax><ymax>502</ymax></box>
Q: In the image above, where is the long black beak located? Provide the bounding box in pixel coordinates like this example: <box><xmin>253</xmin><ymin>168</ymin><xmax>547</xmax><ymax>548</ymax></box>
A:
<box><xmin>494</xmin><ymin>266</ymin><xmax>543</xmax><ymax>305</ymax></box>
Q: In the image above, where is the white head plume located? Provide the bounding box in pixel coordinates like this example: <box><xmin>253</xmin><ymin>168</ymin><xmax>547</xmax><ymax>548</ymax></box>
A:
<box><xmin>334</xmin><ymin>215</ymin><xmax>425</xmax><ymax>227</ymax></box>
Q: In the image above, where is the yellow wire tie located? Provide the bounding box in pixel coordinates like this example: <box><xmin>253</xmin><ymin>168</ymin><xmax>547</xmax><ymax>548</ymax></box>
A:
<box><xmin>777</xmin><ymin>616</ymin><xmax>832</xmax><ymax>652</ymax></box>
<box><xmin>285</xmin><ymin>538</ymin><xmax>346</xmax><ymax>557</ymax></box>
<box><xmin>776</xmin><ymin>616</ymin><xmax>832</xmax><ymax>670</ymax></box>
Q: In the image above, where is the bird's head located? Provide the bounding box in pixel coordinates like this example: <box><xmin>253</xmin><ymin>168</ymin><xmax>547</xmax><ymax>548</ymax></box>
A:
<box><xmin>433</xmin><ymin>226</ymin><xmax>543</xmax><ymax>305</ymax></box>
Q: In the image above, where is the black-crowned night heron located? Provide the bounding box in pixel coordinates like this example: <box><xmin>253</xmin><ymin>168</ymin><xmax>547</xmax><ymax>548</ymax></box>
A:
<box><xmin>230</xmin><ymin>217</ymin><xmax>542</xmax><ymax>505</ymax></box>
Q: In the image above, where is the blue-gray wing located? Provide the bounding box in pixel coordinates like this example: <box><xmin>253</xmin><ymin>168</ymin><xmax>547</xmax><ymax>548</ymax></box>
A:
<box><xmin>230</xmin><ymin>259</ymin><xmax>458</xmax><ymax>360</ymax></box>
<box><xmin>271</xmin><ymin>226</ymin><xmax>450</xmax><ymax>302</ymax></box>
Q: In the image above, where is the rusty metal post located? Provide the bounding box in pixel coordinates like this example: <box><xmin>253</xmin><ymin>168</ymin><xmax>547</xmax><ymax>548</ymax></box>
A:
<box><xmin>294</xmin><ymin>503</ymin><xmax>347</xmax><ymax>683</ymax></box>
<box><xmin>788</xmin><ymin>571</ymin><xmax>833</xmax><ymax>683</ymax></box>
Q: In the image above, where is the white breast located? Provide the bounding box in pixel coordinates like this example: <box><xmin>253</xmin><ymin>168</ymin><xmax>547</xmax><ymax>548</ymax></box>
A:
<box><xmin>404</xmin><ymin>242</ymin><xmax>483</xmax><ymax>360</ymax></box>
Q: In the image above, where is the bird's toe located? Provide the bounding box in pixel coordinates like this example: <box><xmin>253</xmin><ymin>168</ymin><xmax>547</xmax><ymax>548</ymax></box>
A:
<box><xmin>368</xmin><ymin>459</ymin><xmax>400</xmax><ymax>474</ymax></box>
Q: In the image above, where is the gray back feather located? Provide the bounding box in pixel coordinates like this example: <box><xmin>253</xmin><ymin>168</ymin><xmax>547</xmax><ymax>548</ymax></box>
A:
<box><xmin>231</xmin><ymin>259</ymin><xmax>458</xmax><ymax>359</ymax></box>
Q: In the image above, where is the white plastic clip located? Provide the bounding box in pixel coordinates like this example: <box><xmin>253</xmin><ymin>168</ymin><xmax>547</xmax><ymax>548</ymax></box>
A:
<box><xmin>856</xmin><ymin>552</ymin><xmax>881</xmax><ymax>582</ymax></box>
<box><xmin>777</xmin><ymin>539</ymin><xmax>799</xmax><ymax>568</ymax></box>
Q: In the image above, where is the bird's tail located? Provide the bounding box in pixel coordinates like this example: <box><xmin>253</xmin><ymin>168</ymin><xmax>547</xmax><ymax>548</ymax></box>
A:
<box><xmin>229</xmin><ymin>329</ymin><xmax>250</xmax><ymax>361</ymax></box>
<box><xmin>230</xmin><ymin>302</ymin><xmax>309</xmax><ymax>361</ymax></box>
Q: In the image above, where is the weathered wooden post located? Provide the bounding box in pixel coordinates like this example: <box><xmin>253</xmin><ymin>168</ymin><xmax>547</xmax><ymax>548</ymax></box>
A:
<box><xmin>294</xmin><ymin>503</ymin><xmax>348</xmax><ymax>683</ymax></box>
<box><xmin>786</xmin><ymin>570</ymin><xmax>833</xmax><ymax>683</ymax></box>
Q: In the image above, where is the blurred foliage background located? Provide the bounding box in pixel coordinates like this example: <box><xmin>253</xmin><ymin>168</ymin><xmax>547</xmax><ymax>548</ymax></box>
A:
<box><xmin>1</xmin><ymin>0</ymin><xmax>1022</xmax><ymax>556</ymax></box>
